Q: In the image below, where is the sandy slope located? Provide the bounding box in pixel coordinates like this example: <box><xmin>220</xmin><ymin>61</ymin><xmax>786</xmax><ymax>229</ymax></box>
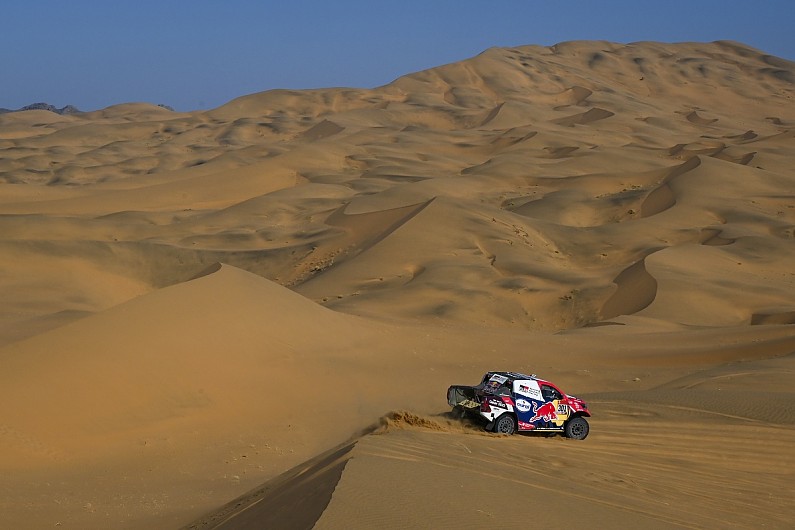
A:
<box><xmin>1</xmin><ymin>40</ymin><xmax>794</xmax><ymax>528</ymax></box>
<box><xmin>313</xmin><ymin>408</ymin><xmax>795</xmax><ymax>530</ymax></box>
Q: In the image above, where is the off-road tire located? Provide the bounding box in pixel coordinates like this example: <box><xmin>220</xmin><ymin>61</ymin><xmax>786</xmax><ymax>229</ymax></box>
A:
<box><xmin>565</xmin><ymin>416</ymin><xmax>589</xmax><ymax>440</ymax></box>
<box><xmin>493</xmin><ymin>414</ymin><xmax>516</xmax><ymax>435</ymax></box>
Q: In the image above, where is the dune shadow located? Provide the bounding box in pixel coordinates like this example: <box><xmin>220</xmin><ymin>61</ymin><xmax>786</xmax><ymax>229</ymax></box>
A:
<box><xmin>699</xmin><ymin>228</ymin><xmax>735</xmax><ymax>246</ymax></box>
<box><xmin>713</xmin><ymin>150</ymin><xmax>756</xmax><ymax>165</ymax></box>
<box><xmin>554</xmin><ymin>85</ymin><xmax>593</xmax><ymax>106</ymax></box>
<box><xmin>552</xmin><ymin>107</ymin><xmax>615</xmax><ymax>127</ymax></box>
<box><xmin>685</xmin><ymin>110</ymin><xmax>718</xmax><ymax>125</ymax></box>
<box><xmin>542</xmin><ymin>146</ymin><xmax>579</xmax><ymax>158</ymax></box>
<box><xmin>477</xmin><ymin>102</ymin><xmax>504</xmax><ymax>127</ymax></box>
<box><xmin>600</xmin><ymin>257</ymin><xmax>658</xmax><ymax>320</ymax></box>
<box><xmin>325</xmin><ymin>199</ymin><xmax>433</xmax><ymax>253</ymax></box>
<box><xmin>724</xmin><ymin>130</ymin><xmax>758</xmax><ymax>141</ymax></box>
<box><xmin>640</xmin><ymin>157</ymin><xmax>701</xmax><ymax>218</ymax></box>
<box><xmin>751</xmin><ymin>310</ymin><xmax>795</xmax><ymax>325</ymax></box>
<box><xmin>289</xmin><ymin>200</ymin><xmax>432</xmax><ymax>285</ymax></box>
<box><xmin>182</xmin><ymin>442</ymin><xmax>355</xmax><ymax>530</ymax></box>
<box><xmin>298</xmin><ymin>119</ymin><xmax>345</xmax><ymax>141</ymax></box>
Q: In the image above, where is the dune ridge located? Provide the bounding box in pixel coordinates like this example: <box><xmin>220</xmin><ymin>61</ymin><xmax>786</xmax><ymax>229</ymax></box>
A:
<box><xmin>1</xmin><ymin>40</ymin><xmax>794</xmax><ymax>528</ymax></box>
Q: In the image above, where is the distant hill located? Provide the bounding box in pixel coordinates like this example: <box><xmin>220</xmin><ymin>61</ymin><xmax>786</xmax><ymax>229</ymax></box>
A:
<box><xmin>0</xmin><ymin>102</ymin><xmax>81</xmax><ymax>115</ymax></box>
<box><xmin>0</xmin><ymin>102</ymin><xmax>175</xmax><ymax>114</ymax></box>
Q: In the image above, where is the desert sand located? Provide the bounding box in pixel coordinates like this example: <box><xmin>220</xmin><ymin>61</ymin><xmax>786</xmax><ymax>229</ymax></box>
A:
<box><xmin>0</xmin><ymin>40</ymin><xmax>794</xmax><ymax>529</ymax></box>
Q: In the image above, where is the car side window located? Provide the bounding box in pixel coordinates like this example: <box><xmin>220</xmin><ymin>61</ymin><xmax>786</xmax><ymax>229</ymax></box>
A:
<box><xmin>541</xmin><ymin>385</ymin><xmax>561</xmax><ymax>402</ymax></box>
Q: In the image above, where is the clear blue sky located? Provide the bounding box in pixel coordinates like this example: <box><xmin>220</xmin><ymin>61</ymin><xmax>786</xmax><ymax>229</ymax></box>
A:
<box><xmin>3</xmin><ymin>0</ymin><xmax>794</xmax><ymax>112</ymax></box>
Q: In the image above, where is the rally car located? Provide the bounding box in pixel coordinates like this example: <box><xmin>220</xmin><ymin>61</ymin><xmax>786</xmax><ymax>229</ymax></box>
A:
<box><xmin>447</xmin><ymin>371</ymin><xmax>590</xmax><ymax>439</ymax></box>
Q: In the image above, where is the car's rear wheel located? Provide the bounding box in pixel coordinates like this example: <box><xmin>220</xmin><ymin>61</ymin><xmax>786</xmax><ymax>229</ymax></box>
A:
<box><xmin>493</xmin><ymin>414</ymin><xmax>516</xmax><ymax>435</ymax></box>
<box><xmin>565</xmin><ymin>416</ymin><xmax>589</xmax><ymax>440</ymax></box>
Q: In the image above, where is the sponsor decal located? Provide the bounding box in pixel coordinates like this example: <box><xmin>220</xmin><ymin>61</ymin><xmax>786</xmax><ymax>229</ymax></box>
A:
<box><xmin>528</xmin><ymin>401</ymin><xmax>558</xmax><ymax>423</ymax></box>
<box><xmin>485</xmin><ymin>374</ymin><xmax>510</xmax><ymax>395</ymax></box>
<box><xmin>518</xmin><ymin>420</ymin><xmax>535</xmax><ymax>430</ymax></box>
<box><xmin>488</xmin><ymin>374</ymin><xmax>509</xmax><ymax>384</ymax></box>
<box><xmin>488</xmin><ymin>397</ymin><xmax>506</xmax><ymax>408</ymax></box>
<box><xmin>515</xmin><ymin>398</ymin><xmax>532</xmax><ymax>412</ymax></box>
<box><xmin>528</xmin><ymin>388</ymin><xmax>543</xmax><ymax>400</ymax></box>
<box><xmin>514</xmin><ymin>380</ymin><xmax>542</xmax><ymax>400</ymax></box>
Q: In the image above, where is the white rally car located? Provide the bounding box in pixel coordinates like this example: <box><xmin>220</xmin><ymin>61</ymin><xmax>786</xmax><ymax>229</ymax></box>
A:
<box><xmin>447</xmin><ymin>371</ymin><xmax>590</xmax><ymax>439</ymax></box>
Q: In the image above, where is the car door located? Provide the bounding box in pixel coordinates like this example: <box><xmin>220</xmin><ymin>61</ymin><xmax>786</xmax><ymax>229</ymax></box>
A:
<box><xmin>539</xmin><ymin>384</ymin><xmax>570</xmax><ymax>428</ymax></box>
<box><xmin>512</xmin><ymin>379</ymin><xmax>544</xmax><ymax>430</ymax></box>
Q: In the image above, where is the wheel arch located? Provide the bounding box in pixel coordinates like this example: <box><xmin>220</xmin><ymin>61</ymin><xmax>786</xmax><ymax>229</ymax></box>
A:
<box><xmin>564</xmin><ymin>414</ymin><xmax>590</xmax><ymax>440</ymax></box>
<box><xmin>493</xmin><ymin>411</ymin><xmax>518</xmax><ymax>434</ymax></box>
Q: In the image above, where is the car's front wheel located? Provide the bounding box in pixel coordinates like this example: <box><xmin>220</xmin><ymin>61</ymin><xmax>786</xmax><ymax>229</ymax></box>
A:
<box><xmin>493</xmin><ymin>414</ymin><xmax>516</xmax><ymax>435</ymax></box>
<box><xmin>564</xmin><ymin>416</ymin><xmax>589</xmax><ymax>440</ymax></box>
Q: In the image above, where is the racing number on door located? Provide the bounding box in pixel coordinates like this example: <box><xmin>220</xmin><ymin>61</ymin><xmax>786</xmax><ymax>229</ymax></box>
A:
<box><xmin>553</xmin><ymin>401</ymin><xmax>570</xmax><ymax>425</ymax></box>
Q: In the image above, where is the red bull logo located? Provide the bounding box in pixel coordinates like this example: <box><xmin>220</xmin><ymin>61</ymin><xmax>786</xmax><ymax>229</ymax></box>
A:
<box><xmin>528</xmin><ymin>401</ymin><xmax>558</xmax><ymax>423</ymax></box>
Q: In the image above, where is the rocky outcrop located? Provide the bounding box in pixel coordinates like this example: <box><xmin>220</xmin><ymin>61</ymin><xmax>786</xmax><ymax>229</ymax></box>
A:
<box><xmin>0</xmin><ymin>102</ymin><xmax>81</xmax><ymax>115</ymax></box>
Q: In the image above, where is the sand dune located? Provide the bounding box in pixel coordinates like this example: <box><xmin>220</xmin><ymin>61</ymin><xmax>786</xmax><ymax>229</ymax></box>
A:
<box><xmin>191</xmin><ymin>398</ymin><xmax>795</xmax><ymax>529</ymax></box>
<box><xmin>1</xmin><ymin>40</ymin><xmax>794</xmax><ymax>528</ymax></box>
